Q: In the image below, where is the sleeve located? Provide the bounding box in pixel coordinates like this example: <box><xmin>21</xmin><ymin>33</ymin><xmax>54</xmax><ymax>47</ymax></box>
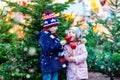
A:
<box><xmin>73</xmin><ymin>44</ymin><xmax>88</xmax><ymax>64</ymax></box>
<box><xmin>63</xmin><ymin>46</ymin><xmax>71</xmax><ymax>59</ymax></box>
<box><xmin>39</xmin><ymin>33</ymin><xmax>63</xmax><ymax>53</ymax></box>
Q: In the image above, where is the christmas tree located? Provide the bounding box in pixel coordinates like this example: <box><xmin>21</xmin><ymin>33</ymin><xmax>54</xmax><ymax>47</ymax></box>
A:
<box><xmin>86</xmin><ymin>0</ymin><xmax>120</xmax><ymax>80</ymax></box>
<box><xmin>0</xmin><ymin>0</ymin><xmax>74</xmax><ymax>80</ymax></box>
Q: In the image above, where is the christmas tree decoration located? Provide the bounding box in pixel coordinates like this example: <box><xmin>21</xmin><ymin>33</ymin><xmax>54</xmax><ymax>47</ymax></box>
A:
<box><xmin>27</xmin><ymin>5</ymin><xmax>34</xmax><ymax>11</ymax></box>
<box><xmin>91</xmin><ymin>0</ymin><xmax>99</xmax><ymax>12</ymax></box>
<box><xmin>5</xmin><ymin>12</ymin><xmax>15</xmax><ymax>23</ymax></box>
<box><xmin>91</xmin><ymin>0</ymin><xmax>103</xmax><ymax>13</ymax></box>
<box><xmin>17</xmin><ymin>31</ymin><xmax>25</xmax><ymax>39</ymax></box>
<box><xmin>93</xmin><ymin>25</ymin><xmax>99</xmax><ymax>33</ymax></box>
<box><xmin>13</xmin><ymin>12</ymin><xmax>25</xmax><ymax>24</ymax></box>
<box><xmin>8</xmin><ymin>24</ymin><xmax>26</xmax><ymax>39</ymax></box>
<box><xmin>24</xmin><ymin>14</ymin><xmax>31</xmax><ymax>19</ymax></box>
<box><xmin>63</xmin><ymin>13</ymin><xmax>75</xmax><ymax>21</ymax></box>
<box><xmin>8</xmin><ymin>27</ymin><xmax>16</xmax><ymax>33</ymax></box>
<box><xmin>17</xmin><ymin>0</ymin><xmax>29</xmax><ymax>6</ymax></box>
<box><xmin>5</xmin><ymin>14</ymin><xmax>11</xmax><ymax>22</ymax></box>
<box><xmin>8</xmin><ymin>6</ymin><xmax>15</xmax><ymax>12</ymax></box>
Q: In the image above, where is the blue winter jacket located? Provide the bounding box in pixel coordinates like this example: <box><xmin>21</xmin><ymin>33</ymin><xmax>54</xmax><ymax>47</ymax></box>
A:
<box><xmin>38</xmin><ymin>31</ymin><xmax>63</xmax><ymax>73</ymax></box>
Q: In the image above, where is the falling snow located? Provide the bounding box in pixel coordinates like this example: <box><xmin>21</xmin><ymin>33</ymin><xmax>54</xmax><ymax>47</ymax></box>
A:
<box><xmin>100</xmin><ymin>65</ymin><xmax>104</xmax><ymax>69</ymax></box>
<box><xmin>28</xmin><ymin>47</ymin><xmax>36</xmax><ymax>56</ymax></box>
<box><xmin>117</xmin><ymin>42</ymin><xmax>120</xmax><ymax>47</ymax></box>
<box><xmin>108</xmin><ymin>67</ymin><xmax>111</xmax><ymax>72</ymax></box>
<box><xmin>26</xmin><ymin>74</ymin><xmax>31</xmax><ymax>79</ymax></box>
<box><xmin>21</xmin><ymin>41</ymin><xmax>24</xmax><ymax>44</ymax></box>
<box><xmin>12</xmin><ymin>73</ymin><xmax>15</xmax><ymax>76</ymax></box>
<box><xmin>29</xmin><ymin>69</ymin><xmax>34</xmax><ymax>73</ymax></box>
<box><xmin>24</xmin><ymin>47</ymin><xmax>28</xmax><ymax>51</ymax></box>
<box><xmin>16</xmin><ymin>68</ymin><xmax>20</xmax><ymax>73</ymax></box>
<box><xmin>24</xmin><ymin>28</ymin><xmax>29</xmax><ymax>31</ymax></box>
<box><xmin>105</xmin><ymin>55</ymin><xmax>110</xmax><ymax>59</ymax></box>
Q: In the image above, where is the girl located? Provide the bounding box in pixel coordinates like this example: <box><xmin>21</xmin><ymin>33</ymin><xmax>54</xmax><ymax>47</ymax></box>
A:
<box><xmin>64</xmin><ymin>27</ymin><xmax>88</xmax><ymax>80</ymax></box>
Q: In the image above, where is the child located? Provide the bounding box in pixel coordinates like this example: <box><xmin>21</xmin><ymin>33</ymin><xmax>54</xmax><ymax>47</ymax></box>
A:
<box><xmin>37</xmin><ymin>10</ymin><xmax>66</xmax><ymax>80</ymax></box>
<box><xmin>64</xmin><ymin>27</ymin><xmax>88</xmax><ymax>80</ymax></box>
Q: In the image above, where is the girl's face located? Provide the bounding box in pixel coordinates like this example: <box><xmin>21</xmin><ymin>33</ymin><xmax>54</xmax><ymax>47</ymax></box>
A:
<box><xmin>48</xmin><ymin>26</ymin><xmax>58</xmax><ymax>33</ymax></box>
<box><xmin>67</xmin><ymin>29</ymin><xmax>77</xmax><ymax>41</ymax></box>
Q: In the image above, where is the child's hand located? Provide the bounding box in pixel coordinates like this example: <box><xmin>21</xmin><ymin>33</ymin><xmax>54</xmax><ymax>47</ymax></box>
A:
<box><xmin>69</xmin><ymin>50</ymin><xmax>73</xmax><ymax>56</ymax></box>
<box><xmin>66</xmin><ymin>57</ymin><xmax>73</xmax><ymax>62</ymax></box>
<box><xmin>60</xmin><ymin>40</ymin><xmax>67</xmax><ymax>45</ymax></box>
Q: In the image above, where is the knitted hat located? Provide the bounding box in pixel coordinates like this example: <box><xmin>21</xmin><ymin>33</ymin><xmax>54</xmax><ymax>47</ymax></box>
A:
<box><xmin>70</xmin><ymin>27</ymin><xmax>82</xmax><ymax>38</ymax></box>
<box><xmin>43</xmin><ymin>10</ymin><xmax>60</xmax><ymax>28</ymax></box>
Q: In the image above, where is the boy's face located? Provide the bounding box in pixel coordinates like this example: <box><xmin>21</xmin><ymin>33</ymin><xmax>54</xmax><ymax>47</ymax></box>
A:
<box><xmin>48</xmin><ymin>26</ymin><xmax>58</xmax><ymax>33</ymax></box>
<box><xmin>67</xmin><ymin>29</ymin><xmax>77</xmax><ymax>41</ymax></box>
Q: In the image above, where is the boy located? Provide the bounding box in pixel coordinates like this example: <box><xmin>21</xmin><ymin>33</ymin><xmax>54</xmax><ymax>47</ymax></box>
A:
<box><xmin>37</xmin><ymin>10</ymin><xmax>66</xmax><ymax>80</ymax></box>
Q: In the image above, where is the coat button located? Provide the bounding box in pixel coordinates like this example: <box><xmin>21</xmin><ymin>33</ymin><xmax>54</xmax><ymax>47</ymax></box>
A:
<box><xmin>45</xmin><ymin>63</ymin><xmax>47</xmax><ymax>65</ymax></box>
<box><xmin>55</xmin><ymin>57</ymin><xmax>58</xmax><ymax>60</ymax></box>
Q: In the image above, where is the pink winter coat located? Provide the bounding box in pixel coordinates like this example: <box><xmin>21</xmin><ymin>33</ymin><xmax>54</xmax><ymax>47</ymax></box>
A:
<box><xmin>64</xmin><ymin>42</ymin><xmax>88</xmax><ymax>80</ymax></box>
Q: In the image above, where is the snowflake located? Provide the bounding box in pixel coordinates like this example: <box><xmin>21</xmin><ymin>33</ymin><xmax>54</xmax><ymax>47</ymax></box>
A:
<box><xmin>24</xmin><ymin>47</ymin><xmax>28</xmax><ymax>51</ymax></box>
<box><xmin>12</xmin><ymin>73</ymin><xmax>15</xmax><ymax>76</ymax></box>
<box><xmin>25</xmin><ymin>28</ymin><xmax>29</xmax><ymax>31</ymax></box>
<box><xmin>26</xmin><ymin>74</ymin><xmax>31</xmax><ymax>79</ymax></box>
<box><xmin>117</xmin><ymin>42</ymin><xmax>120</xmax><ymax>47</ymax></box>
<box><xmin>115</xmin><ymin>68</ymin><xmax>118</xmax><ymax>70</ymax></box>
<box><xmin>29</xmin><ymin>69</ymin><xmax>34</xmax><ymax>73</ymax></box>
<box><xmin>28</xmin><ymin>47</ymin><xmax>36</xmax><ymax>56</ymax></box>
<box><xmin>108</xmin><ymin>67</ymin><xmax>111</xmax><ymax>71</ymax></box>
<box><xmin>21</xmin><ymin>41</ymin><xmax>24</xmax><ymax>44</ymax></box>
<box><xmin>101</xmin><ymin>65</ymin><xmax>104</xmax><ymax>69</ymax></box>
<box><xmin>16</xmin><ymin>68</ymin><xmax>20</xmax><ymax>72</ymax></box>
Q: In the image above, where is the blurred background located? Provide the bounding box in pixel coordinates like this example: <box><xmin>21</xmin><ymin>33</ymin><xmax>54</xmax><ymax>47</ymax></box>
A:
<box><xmin>0</xmin><ymin>0</ymin><xmax>120</xmax><ymax>80</ymax></box>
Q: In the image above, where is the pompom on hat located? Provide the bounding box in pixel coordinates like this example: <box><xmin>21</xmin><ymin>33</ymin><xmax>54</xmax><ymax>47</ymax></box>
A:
<box><xmin>43</xmin><ymin>10</ymin><xmax>60</xmax><ymax>28</ymax></box>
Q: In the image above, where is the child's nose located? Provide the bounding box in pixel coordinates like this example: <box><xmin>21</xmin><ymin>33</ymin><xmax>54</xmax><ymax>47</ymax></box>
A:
<box><xmin>69</xmin><ymin>32</ymin><xmax>72</xmax><ymax>34</ymax></box>
<box><xmin>68</xmin><ymin>33</ymin><xmax>72</xmax><ymax>36</ymax></box>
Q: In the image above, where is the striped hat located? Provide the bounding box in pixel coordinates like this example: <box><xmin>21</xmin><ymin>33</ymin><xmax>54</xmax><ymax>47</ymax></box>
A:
<box><xmin>43</xmin><ymin>10</ymin><xmax>60</xmax><ymax>28</ymax></box>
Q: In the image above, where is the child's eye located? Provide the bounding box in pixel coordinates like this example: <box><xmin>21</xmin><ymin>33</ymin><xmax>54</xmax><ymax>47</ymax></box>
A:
<box><xmin>68</xmin><ymin>31</ymin><xmax>71</xmax><ymax>34</ymax></box>
<box><xmin>72</xmin><ymin>32</ymin><xmax>75</xmax><ymax>34</ymax></box>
